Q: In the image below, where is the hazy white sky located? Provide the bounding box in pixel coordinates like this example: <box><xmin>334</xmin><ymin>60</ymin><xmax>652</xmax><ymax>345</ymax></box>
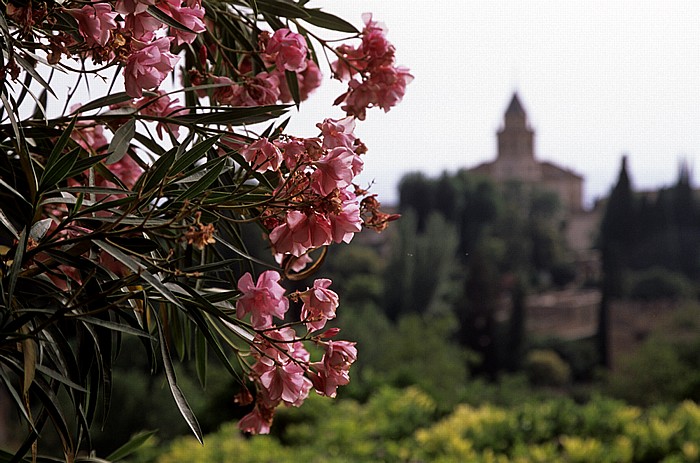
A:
<box><xmin>286</xmin><ymin>1</ymin><xmax>700</xmax><ymax>208</ymax></box>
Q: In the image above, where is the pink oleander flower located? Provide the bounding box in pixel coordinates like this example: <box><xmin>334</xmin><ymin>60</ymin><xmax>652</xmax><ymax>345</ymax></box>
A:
<box><xmin>69</xmin><ymin>3</ymin><xmax>118</xmax><ymax>48</ymax></box>
<box><xmin>115</xmin><ymin>0</ymin><xmax>155</xmax><ymax>15</ymax></box>
<box><xmin>276</xmin><ymin>138</ymin><xmax>306</xmax><ymax>170</ymax></box>
<box><xmin>161</xmin><ymin>3</ymin><xmax>206</xmax><ymax>45</ymax></box>
<box><xmin>329</xmin><ymin>191</ymin><xmax>362</xmax><ymax>244</ymax></box>
<box><xmin>253</xmin><ymin>360</ymin><xmax>312</xmax><ymax>407</ymax></box>
<box><xmin>300</xmin><ymin>279</ymin><xmax>339</xmax><ymax>331</ymax></box>
<box><xmin>124</xmin><ymin>37</ymin><xmax>179</xmax><ymax>98</ymax></box>
<box><xmin>269</xmin><ymin>211</ymin><xmax>332</xmax><ymax>257</ymax></box>
<box><xmin>236</xmin><ymin>270</ymin><xmax>288</xmax><ymax>329</ymax></box>
<box><xmin>332</xmin><ymin>44</ymin><xmax>365</xmax><ymax>80</ymax></box>
<box><xmin>340</xmin><ymin>65</ymin><xmax>413</xmax><ymax>120</ymax></box>
<box><xmin>371</xmin><ymin>65</ymin><xmax>414</xmax><ymax>112</ymax></box>
<box><xmin>307</xmin><ymin>212</ymin><xmax>333</xmax><ymax>249</ymax></box>
<box><xmin>233</xmin><ymin>73</ymin><xmax>280</xmax><ymax>106</ymax></box>
<box><xmin>277</xmin><ymin>59</ymin><xmax>322</xmax><ymax>103</ymax></box>
<box><xmin>318</xmin><ymin>117</ymin><xmax>356</xmax><ymax>150</ymax></box>
<box><xmin>240</xmin><ymin>137</ymin><xmax>283</xmax><ymax>172</ymax></box>
<box><xmin>361</xmin><ymin>12</ymin><xmax>395</xmax><ymax>69</ymax></box>
<box><xmin>124</xmin><ymin>12</ymin><xmax>163</xmax><ymax>41</ymax></box>
<box><xmin>309</xmin><ymin>340</ymin><xmax>357</xmax><ymax>398</ymax></box>
<box><xmin>311</xmin><ymin>147</ymin><xmax>356</xmax><ymax>196</ymax></box>
<box><xmin>238</xmin><ymin>404</ymin><xmax>274</xmax><ymax>434</ymax></box>
<box><xmin>266</xmin><ymin>28</ymin><xmax>308</xmax><ymax>72</ymax></box>
<box><xmin>136</xmin><ymin>90</ymin><xmax>187</xmax><ymax>139</ymax></box>
<box><xmin>269</xmin><ymin>210</ymin><xmax>310</xmax><ymax>257</ymax></box>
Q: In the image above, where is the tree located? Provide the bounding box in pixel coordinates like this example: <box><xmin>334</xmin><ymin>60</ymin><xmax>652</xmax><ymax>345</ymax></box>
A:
<box><xmin>0</xmin><ymin>3</ymin><xmax>411</xmax><ymax>460</ymax></box>
<box><xmin>598</xmin><ymin>155</ymin><xmax>636</xmax><ymax>367</ymax></box>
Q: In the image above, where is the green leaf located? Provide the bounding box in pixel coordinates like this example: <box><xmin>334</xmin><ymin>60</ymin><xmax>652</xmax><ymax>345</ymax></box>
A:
<box><xmin>34</xmin><ymin>364</ymin><xmax>87</xmax><ymax>392</ymax></box>
<box><xmin>72</xmin><ymin>92</ymin><xmax>134</xmax><ymax>114</ymax></box>
<box><xmin>285</xmin><ymin>70</ymin><xmax>301</xmax><ymax>106</ymax></box>
<box><xmin>14</xmin><ymin>53</ymin><xmax>57</xmax><ymax>98</ymax></box>
<box><xmin>173</xmin><ymin>156</ymin><xmax>227</xmax><ymax>202</ymax></box>
<box><xmin>0</xmin><ymin>209</ymin><xmax>19</xmax><ymax>240</ymax></box>
<box><xmin>153</xmin><ymin>308</ymin><xmax>203</xmax><ymax>444</ymax></box>
<box><xmin>255</xmin><ymin>0</ymin><xmax>310</xmax><ymax>18</ymax></box>
<box><xmin>94</xmin><ymin>239</ymin><xmax>184</xmax><ymax>309</ymax></box>
<box><xmin>140</xmin><ymin>147</ymin><xmax>177</xmax><ymax>192</ymax></box>
<box><xmin>303</xmin><ymin>8</ymin><xmax>360</xmax><ymax>33</ymax></box>
<box><xmin>105</xmin><ymin>430</ymin><xmax>158</xmax><ymax>461</ymax></box>
<box><xmin>39</xmin><ymin>149</ymin><xmax>80</xmax><ymax>192</ymax></box>
<box><xmin>172</xmin><ymin>105</ymin><xmax>290</xmax><ymax>125</ymax></box>
<box><xmin>170</xmin><ymin>135</ymin><xmax>220</xmax><ymax>175</ymax></box>
<box><xmin>106</xmin><ymin>118</ymin><xmax>136</xmax><ymax>164</ymax></box>
<box><xmin>195</xmin><ymin>328</ymin><xmax>207</xmax><ymax>388</ymax></box>
<box><xmin>29</xmin><ymin>218</ymin><xmax>52</xmax><ymax>241</ymax></box>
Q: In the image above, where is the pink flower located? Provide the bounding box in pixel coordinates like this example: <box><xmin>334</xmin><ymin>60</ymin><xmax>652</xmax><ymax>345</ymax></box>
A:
<box><xmin>69</xmin><ymin>3</ymin><xmax>118</xmax><ymax>48</ymax></box>
<box><xmin>211</xmin><ymin>74</ymin><xmax>280</xmax><ymax>107</ymax></box>
<box><xmin>115</xmin><ymin>0</ymin><xmax>155</xmax><ymax>15</ymax></box>
<box><xmin>124</xmin><ymin>37</ymin><xmax>179</xmax><ymax>98</ymax></box>
<box><xmin>233</xmin><ymin>73</ymin><xmax>280</xmax><ymax>106</ymax></box>
<box><xmin>137</xmin><ymin>90</ymin><xmax>187</xmax><ymax>139</ymax></box>
<box><xmin>266</xmin><ymin>28</ymin><xmax>308</xmax><ymax>72</ymax></box>
<box><xmin>309</xmin><ymin>340</ymin><xmax>357</xmax><ymax>398</ymax></box>
<box><xmin>124</xmin><ymin>12</ymin><xmax>163</xmax><ymax>41</ymax></box>
<box><xmin>307</xmin><ymin>213</ymin><xmax>333</xmax><ymax>248</ymax></box>
<box><xmin>236</xmin><ymin>270</ymin><xmax>288</xmax><ymax>329</ymax></box>
<box><xmin>311</xmin><ymin>147</ymin><xmax>356</xmax><ymax>196</ymax></box>
<box><xmin>240</xmin><ymin>137</ymin><xmax>283</xmax><ymax>172</ymax></box>
<box><xmin>161</xmin><ymin>3</ymin><xmax>206</xmax><ymax>45</ymax></box>
<box><xmin>277</xmin><ymin>59</ymin><xmax>322</xmax><ymax>103</ymax></box>
<box><xmin>371</xmin><ymin>65</ymin><xmax>414</xmax><ymax>112</ymax></box>
<box><xmin>269</xmin><ymin>211</ymin><xmax>310</xmax><ymax>257</ymax></box>
<box><xmin>329</xmin><ymin>192</ymin><xmax>362</xmax><ymax>244</ymax></box>
<box><xmin>300</xmin><ymin>279</ymin><xmax>339</xmax><ymax>331</ymax></box>
<box><xmin>318</xmin><ymin>117</ymin><xmax>356</xmax><ymax>150</ymax></box>
<box><xmin>269</xmin><ymin>211</ymin><xmax>332</xmax><ymax>257</ymax></box>
<box><xmin>276</xmin><ymin>138</ymin><xmax>306</xmax><ymax>170</ymax></box>
<box><xmin>361</xmin><ymin>13</ymin><xmax>395</xmax><ymax>69</ymax></box>
<box><xmin>238</xmin><ymin>404</ymin><xmax>274</xmax><ymax>434</ymax></box>
<box><xmin>253</xmin><ymin>360</ymin><xmax>312</xmax><ymax>407</ymax></box>
<box><xmin>332</xmin><ymin>44</ymin><xmax>365</xmax><ymax>80</ymax></box>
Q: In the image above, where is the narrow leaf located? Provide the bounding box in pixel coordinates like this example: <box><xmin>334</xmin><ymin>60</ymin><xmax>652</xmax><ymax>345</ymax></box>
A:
<box><xmin>94</xmin><ymin>240</ymin><xmax>183</xmax><ymax>308</ymax></box>
<box><xmin>303</xmin><ymin>8</ymin><xmax>359</xmax><ymax>33</ymax></box>
<box><xmin>72</xmin><ymin>92</ymin><xmax>133</xmax><ymax>114</ymax></box>
<box><xmin>173</xmin><ymin>156</ymin><xmax>227</xmax><ymax>202</ymax></box>
<box><xmin>153</xmin><ymin>309</ymin><xmax>203</xmax><ymax>444</ymax></box>
<box><xmin>106</xmin><ymin>118</ymin><xmax>135</xmax><ymax>164</ymax></box>
<box><xmin>285</xmin><ymin>70</ymin><xmax>301</xmax><ymax>106</ymax></box>
<box><xmin>105</xmin><ymin>430</ymin><xmax>158</xmax><ymax>461</ymax></box>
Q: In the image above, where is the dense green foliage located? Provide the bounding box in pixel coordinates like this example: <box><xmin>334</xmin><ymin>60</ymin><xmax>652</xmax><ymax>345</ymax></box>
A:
<box><xmin>149</xmin><ymin>387</ymin><xmax>700</xmax><ymax>463</ymax></box>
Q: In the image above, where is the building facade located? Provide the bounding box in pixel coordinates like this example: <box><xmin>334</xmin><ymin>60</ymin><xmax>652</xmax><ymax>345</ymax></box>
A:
<box><xmin>469</xmin><ymin>93</ymin><xmax>585</xmax><ymax>213</ymax></box>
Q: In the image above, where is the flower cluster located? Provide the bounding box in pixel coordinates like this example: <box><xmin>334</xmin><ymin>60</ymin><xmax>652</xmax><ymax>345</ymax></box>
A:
<box><xmin>201</xmin><ymin>27</ymin><xmax>322</xmax><ymax>107</ymax></box>
<box><xmin>333</xmin><ymin>13</ymin><xmax>413</xmax><ymax>120</ymax></box>
<box><xmin>67</xmin><ymin>0</ymin><xmax>206</xmax><ymax>98</ymax></box>
<box><xmin>242</xmin><ymin>116</ymin><xmax>369</xmax><ymax>267</ymax></box>
<box><xmin>235</xmin><ymin>273</ymin><xmax>355</xmax><ymax>433</ymax></box>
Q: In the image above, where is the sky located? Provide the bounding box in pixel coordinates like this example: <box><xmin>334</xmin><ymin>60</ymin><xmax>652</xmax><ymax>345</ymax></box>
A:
<box><xmin>285</xmin><ymin>1</ymin><xmax>700</xmax><ymax>209</ymax></box>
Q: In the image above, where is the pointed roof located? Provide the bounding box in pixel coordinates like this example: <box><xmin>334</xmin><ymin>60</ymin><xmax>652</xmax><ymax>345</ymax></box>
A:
<box><xmin>506</xmin><ymin>93</ymin><xmax>526</xmax><ymax>116</ymax></box>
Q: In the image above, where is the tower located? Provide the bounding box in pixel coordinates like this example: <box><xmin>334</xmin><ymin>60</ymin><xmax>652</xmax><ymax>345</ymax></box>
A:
<box><xmin>493</xmin><ymin>93</ymin><xmax>541</xmax><ymax>182</ymax></box>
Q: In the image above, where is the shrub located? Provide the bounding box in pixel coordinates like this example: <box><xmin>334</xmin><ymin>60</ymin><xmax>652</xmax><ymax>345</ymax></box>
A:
<box><xmin>524</xmin><ymin>349</ymin><xmax>572</xmax><ymax>387</ymax></box>
<box><xmin>626</xmin><ymin>267</ymin><xmax>697</xmax><ymax>300</ymax></box>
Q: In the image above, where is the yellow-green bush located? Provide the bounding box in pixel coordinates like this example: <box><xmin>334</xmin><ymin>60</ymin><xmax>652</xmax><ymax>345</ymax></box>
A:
<box><xmin>151</xmin><ymin>389</ymin><xmax>700</xmax><ymax>463</ymax></box>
